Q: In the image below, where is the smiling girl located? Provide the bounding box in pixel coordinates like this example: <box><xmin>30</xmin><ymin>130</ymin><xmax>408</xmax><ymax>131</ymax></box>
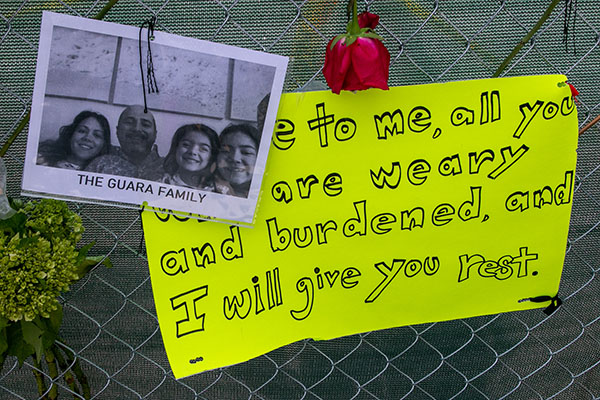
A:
<box><xmin>214</xmin><ymin>124</ymin><xmax>260</xmax><ymax>198</ymax></box>
<box><xmin>37</xmin><ymin>111</ymin><xmax>111</xmax><ymax>170</ymax></box>
<box><xmin>161</xmin><ymin>124</ymin><xmax>219</xmax><ymax>190</ymax></box>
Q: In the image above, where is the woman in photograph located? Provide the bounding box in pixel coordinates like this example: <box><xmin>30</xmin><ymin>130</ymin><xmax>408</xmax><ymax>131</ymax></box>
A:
<box><xmin>37</xmin><ymin>111</ymin><xmax>111</xmax><ymax>170</ymax></box>
<box><xmin>214</xmin><ymin>124</ymin><xmax>260</xmax><ymax>198</ymax></box>
<box><xmin>161</xmin><ymin>123</ymin><xmax>219</xmax><ymax>190</ymax></box>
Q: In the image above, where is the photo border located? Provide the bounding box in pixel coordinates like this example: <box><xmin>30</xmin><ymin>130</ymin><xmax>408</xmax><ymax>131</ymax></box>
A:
<box><xmin>22</xmin><ymin>11</ymin><xmax>288</xmax><ymax>225</ymax></box>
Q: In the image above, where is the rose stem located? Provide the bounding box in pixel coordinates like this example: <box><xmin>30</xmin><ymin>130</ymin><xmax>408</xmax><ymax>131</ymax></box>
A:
<box><xmin>95</xmin><ymin>0</ymin><xmax>120</xmax><ymax>20</ymax></box>
<box><xmin>0</xmin><ymin>0</ymin><xmax>120</xmax><ymax>158</ymax></box>
<box><xmin>32</xmin><ymin>358</ymin><xmax>49</xmax><ymax>400</ymax></box>
<box><xmin>493</xmin><ymin>0</ymin><xmax>562</xmax><ymax>77</ymax></box>
<box><xmin>52</xmin><ymin>343</ymin><xmax>82</xmax><ymax>398</ymax></box>
<box><xmin>57</xmin><ymin>341</ymin><xmax>91</xmax><ymax>399</ymax></box>
<box><xmin>45</xmin><ymin>348</ymin><xmax>59</xmax><ymax>400</ymax></box>
<box><xmin>0</xmin><ymin>112</ymin><xmax>28</xmax><ymax>157</ymax></box>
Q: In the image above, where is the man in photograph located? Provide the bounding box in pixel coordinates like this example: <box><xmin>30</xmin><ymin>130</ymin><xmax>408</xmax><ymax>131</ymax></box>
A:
<box><xmin>86</xmin><ymin>105</ymin><xmax>164</xmax><ymax>181</ymax></box>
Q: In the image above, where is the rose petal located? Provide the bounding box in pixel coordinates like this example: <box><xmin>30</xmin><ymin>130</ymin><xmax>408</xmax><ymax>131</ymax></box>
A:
<box><xmin>358</xmin><ymin>12</ymin><xmax>379</xmax><ymax>29</ymax></box>
<box><xmin>323</xmin><ymin>37</ymin><xmax>354</xmax><ymax>94</ymax></box>
<box><xmin>347</xmin><ymin>37</ymin><xmax>390</xmax><ymax>91</ymax></box>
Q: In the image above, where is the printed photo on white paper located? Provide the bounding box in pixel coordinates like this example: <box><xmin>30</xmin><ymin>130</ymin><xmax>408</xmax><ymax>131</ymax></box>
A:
<box><xmin>22</xmin><ymin>11</ymin><xmax>288</xmax><ymax>224</ymax></box>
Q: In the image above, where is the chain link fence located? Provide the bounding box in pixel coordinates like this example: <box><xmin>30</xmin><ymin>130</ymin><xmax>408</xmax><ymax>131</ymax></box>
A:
<box><xmin>1</xmin><ymin>0</ymin><xmax>599</xmax><ymax>398</ymax></box>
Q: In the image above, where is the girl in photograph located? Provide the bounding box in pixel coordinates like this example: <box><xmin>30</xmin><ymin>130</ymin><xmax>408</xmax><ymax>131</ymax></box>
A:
<box><xmin>214</xmin><ymin>124</ymin><xmax>260</xmax><ymax>198</ymax></box>
<box><xmin>161</xmin><ymin>124</ymin><xmax>219</xmax><ymax>190</ymax></box>
<box><xmin>37</xmin><ymin>110</ymin><xmax>111</xmax><ymax>170</ymax></box>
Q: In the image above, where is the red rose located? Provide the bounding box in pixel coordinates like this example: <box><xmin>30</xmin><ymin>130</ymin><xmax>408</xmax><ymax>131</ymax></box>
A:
<box><xmin>324</xmin><ymin>36</ymin><xmax>390</xmax><ymax>94</ymax></box>
<box><xmin>323</xmin><ymin>6</ymin><xmax>390</xmax><ymax>94</ymax></box>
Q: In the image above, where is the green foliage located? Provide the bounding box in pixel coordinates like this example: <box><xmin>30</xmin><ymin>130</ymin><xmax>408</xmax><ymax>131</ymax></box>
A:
<box><xmin>0</xmin><ymin>199</ymin><xmax>82</xmax><ymax>322</ymax></box>
<box><xmin>0</xmin><ymin>199</ymin><xmax>108</xmax><ymax>373</ymax></box>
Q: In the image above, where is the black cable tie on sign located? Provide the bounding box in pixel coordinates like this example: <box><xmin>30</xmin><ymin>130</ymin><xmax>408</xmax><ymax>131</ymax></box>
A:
<box><xmin>138</xmin><ymin>202</ymin><xmax>146</xmax><ymax>256</ymax></box>
<box><xmin>138</xmin><ymin>16</ymin><xmax>159</xmax><ymax>113</ymax></box>
<box><xmin>519</xmin><ymin>294</ymin><xmax>563</xmax><ymax>316</ymax></box>
<box><xmin>563</xmin><ymin>0</ymin><xmax>577</xmax><ymax>54</ymax></box>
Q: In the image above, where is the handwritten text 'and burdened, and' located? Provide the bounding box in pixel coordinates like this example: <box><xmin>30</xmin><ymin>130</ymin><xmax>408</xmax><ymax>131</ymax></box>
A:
<box><xmin>145</xmin><ymin>84</ymin><xmax>576</xmax><ymax>349</ymax></box>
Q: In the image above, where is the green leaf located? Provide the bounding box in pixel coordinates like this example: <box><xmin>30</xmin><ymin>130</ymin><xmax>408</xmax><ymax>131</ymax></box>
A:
<box><xmin>0</xmin><ymin>326</ymin><xmax>8</xmax><ymax>356</ymax></box>
<box><xmin>48</xmin><ymin>305</ymin><xmax>63</xmax><ymax>335</ymax></box>
<box><xmin>345</xmin><ymin>19</ymin><xmax>354</xmax><ymax>33</ymax></box>
<box><xmin>345</xmin><ymin>35</ymin><xmax>358</xmax><ymax>47</ymax></box>
<box><xmin>17</xmin><ymin>235</ymin><xmax>38</xmax><ymax>249</ymax></box>
<box><xmin>75</xmin><ymin>241</ymin><xmax>95</xmax><ymax>265</ymax></box>
<box><xmin>0</xmin><ymin>351</ymin><xmax>5</xmax><ymax>372</ymax></box>
<box><xmin>76</xmin><ymin>255</ymin><xmax>112</xmax><ymax>279</ymax></box>
<box><xmin>8</xmin><ymin>197</ymin><xmax>23</xmax><ymax>210</ymax></box>
<box><xmin>39</xmin><ymin>306</ymin><xmax>62</xmax><ymax>350</ymax></box>
<box><xmin>360</xmin><ymin>31</ymin><xmax>384</xmax><ymax>41</ymax></box>
<box><xmin>95</xmin><ymin>255</ymin><xmax>113</xmax><ymax>269</ymax></box>
<box><xmin>0</xmin><ymin>211</ymin><xmax>26</xmax><ymax>234</ymax></box>
<box><xmin>38</xmin><ymin>278</ymin><xmax>48</xmax><ymax>290</ymax></box>
<box><xmin>21</xmin><ymin>321</ymin><xmax>44</xmax><ymax>363</ymax></box>
<box><xmin>330</xmin><ymin>34</ymin><xmax>347</xmax><ymax>50</ymax></box>
<box><xmin>6</xmin><ymin>323</ymin><xmax>35</xmax><ymax>366</ymax></box>
<box><xmin>0</xmin><ymin>314</ymin><xmax>9</xmax><ymax>366</ymax></box>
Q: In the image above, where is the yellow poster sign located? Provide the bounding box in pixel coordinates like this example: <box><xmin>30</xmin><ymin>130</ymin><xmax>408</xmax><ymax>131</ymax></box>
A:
<box><xmin>142</xmin><ymin>75</ymin><xmax>578</xmax><ymax>378</ymax></box>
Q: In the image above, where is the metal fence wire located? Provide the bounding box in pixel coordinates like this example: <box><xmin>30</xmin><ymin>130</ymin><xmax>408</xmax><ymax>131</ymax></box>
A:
<box><xmin>1</xmin><ymin>0</ymin><xmax>600</xmax><ymax>399</ymax></box>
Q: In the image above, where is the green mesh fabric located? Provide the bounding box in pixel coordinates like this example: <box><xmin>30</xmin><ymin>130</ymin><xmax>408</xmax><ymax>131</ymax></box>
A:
<box><xmin>1</xmin><ymin>1</ymin><xmax>600</xmax><ymax>398</ymax></box>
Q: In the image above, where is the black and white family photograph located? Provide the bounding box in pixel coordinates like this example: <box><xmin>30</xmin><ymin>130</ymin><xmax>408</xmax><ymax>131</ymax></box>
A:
<box><xmin>22</xmin><ymin>12</ymin><xmax>288</xmax><ymax>224</ymax></box>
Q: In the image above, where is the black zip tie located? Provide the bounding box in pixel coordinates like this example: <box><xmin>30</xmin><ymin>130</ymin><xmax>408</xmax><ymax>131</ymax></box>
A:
<box><xmin>563</xmin><ymin>0</ymin><xmax>577</xmax><ymax>54</ymax></box>
<box><xmin>519</xmin><ymin>294</ymin><xmax>563</xmax><ymax>316</ymax></box>
<box><xmin>139</xmin><ymin>16</ymin><xmax>159</xmax><ymax>114</ymax></box>
<box><xmin>138</xmin><ymin>203</ymin><xmax>146</xmax><ymax>256</ymax></box>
